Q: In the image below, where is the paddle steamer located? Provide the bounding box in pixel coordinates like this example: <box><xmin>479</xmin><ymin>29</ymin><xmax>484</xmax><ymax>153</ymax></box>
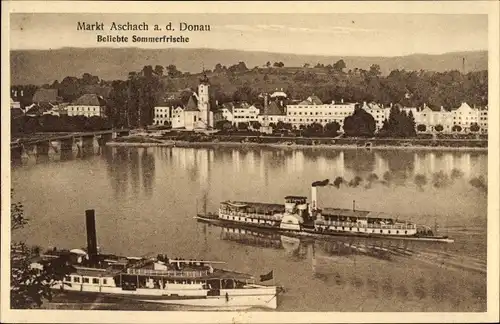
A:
<box><xmin>30</xmin><ymin>210</ymin><xmax>280</xmax><ymax>310</ymax></box>
<box><xmin>196</xmin><ymin>181</ymin><xmax>453</xmax><ymax>243</ymax></box>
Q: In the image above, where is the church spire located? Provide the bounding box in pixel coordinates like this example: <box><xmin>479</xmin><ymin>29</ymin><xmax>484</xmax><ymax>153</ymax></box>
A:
<box><xmin>199</xmin><ymin>62</ymin><xmax>209</xmax><ymax>84</ymax></box>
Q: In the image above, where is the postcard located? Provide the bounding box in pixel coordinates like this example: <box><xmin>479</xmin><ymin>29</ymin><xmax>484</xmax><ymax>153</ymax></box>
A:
<box><xmin>1</xmin><ymin>1</ymin><xmax>499</xmax><ymax>323</ymax></box>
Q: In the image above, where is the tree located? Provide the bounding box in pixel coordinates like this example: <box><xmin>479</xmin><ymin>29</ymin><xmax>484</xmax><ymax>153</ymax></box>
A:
<box><xmin>434</xmin><ymin>124</ymin><xmax>444</xmax><ymax>132</ymax></box>
<box><xmin>452</xmin><ymin>125</ymin><xmax>462</xmax><ymax>132</ymax></box>
<box><xmin>266</xmin><ymin>61</ymin><xmax>271</xmax><ymax>68</ymax></box>
<box><xmin>324</xmin><ymin>121</ymin><xmax>341</xmax><ymax>137</ymax></box>
<box><xmin>154</xmin><ymin>65</ymin><xmax>164</xmax><ymax>77</ymax></box>
<box><xmin>343</xmin><ymin>105</ymin><xmax>376</xmax><ymax>137</ymax></box>
<box><xmin>417</xmin><ymin>124</ymin><xmax>427</xmax><ymax>132</ymax></box>
<box><xmin>368</xmin><ymin>64</ymin><xmax>381</xmax><ymax>77</ymax></box>
<box><xmin>303</xmin><ymin>63</ymin><xmax>310</xmax><ymax>68</ymax></box>
<box><xmin>250</xmin><ymin>121</ymin><xmax>262</xmax><ymax>130</ymax></box>
<box><xmin>166</xmin><ymin>64</ymin><xmax>182</xmax><ymax>78</ymax></box>
<box><xmin>215</xmin><ymin>120</ymin><xmax>232</xmax><ymax>132</ymax></box>
<box><xmin>470</xmin><ymin>123</ymin><xmax>480</xmax><ymax>133</ymax></box>
<box><xmin>228</xmin><ymin>62</ymin><xmax>249</xmax><ymax>73</ymax></box>
<box><xmin>237</xmin><ymin>122</ymin><xmax>249</xmax><ymax>131</ymax></box>
<box><xmin>214</xmin><ymin>63</ymin><xmax>224</xmax><ymax>73</ymax></box>
<box><xmin>333</xmin><ymin>59</ymin><xmax>346</xmax><ymax>73</ymax></box>
<box><xmin>10</xmin><ymin>190</ymin><xmax>74</xmax><ymax>309</ymax></box>
<box><xmin>378</xmin><ymin>106</ymin><xmax>416</xmax><ymax>138</ymax></box>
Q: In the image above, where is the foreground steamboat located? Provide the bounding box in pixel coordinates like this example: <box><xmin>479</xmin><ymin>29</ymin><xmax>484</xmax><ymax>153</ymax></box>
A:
<box><xmin>30</xmin><ymin>210</ymin><xmax>280</xmax><ymax>310</ymax></box>
<box><xmin>196</xmin><ymin>182</ymin><xmax>453</xmax><ymax>243</ymax></box>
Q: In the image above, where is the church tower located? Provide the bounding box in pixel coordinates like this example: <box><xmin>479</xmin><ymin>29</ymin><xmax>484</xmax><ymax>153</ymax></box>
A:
<box><xmin>197</xmin><ymin>72</ymin><xmax>211</xmax><ymax>128</ymax></box>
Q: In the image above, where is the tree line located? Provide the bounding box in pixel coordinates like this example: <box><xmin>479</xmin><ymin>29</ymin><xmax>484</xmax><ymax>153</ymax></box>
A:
<box><xmin>11</xmin><ymin>60</ymin><xmax>487</xmax><ymax>131</ymax></box>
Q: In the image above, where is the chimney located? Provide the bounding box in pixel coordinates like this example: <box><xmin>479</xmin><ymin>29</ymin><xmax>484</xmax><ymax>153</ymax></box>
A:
<box><xmin>21</xmin><ymin>90</ymin><xmax>24</xmax><ymax>97</ymax></box>
<box><xmin>264</xmin><ymin>94</ymin><xmax>268</xmax><ymax>112</ymax></box>
<box><xmin>311</xmin><ymin>186</ymin><xmax>318</xmax><ymax>211</ymax></box>
<box><xmin>14</xmin><ymin>90</ymin><xmax>17</xmax><ymax>97</ymax></box>
<box><xmin>85</xmin><ymin>209</ymin><xmax>98</xmax><ymax>260</ymax></box>
<box><xmin>341</xmin><ymin>98</ymin><xmax>344</xmax><ymax>103</ymax></box>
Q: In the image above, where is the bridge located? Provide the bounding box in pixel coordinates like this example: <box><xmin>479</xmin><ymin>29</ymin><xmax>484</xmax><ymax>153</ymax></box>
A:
<box><xmin>11</xmin><ymin>129</ymin><xmax>130</xmax><ymax>161</ymax></box>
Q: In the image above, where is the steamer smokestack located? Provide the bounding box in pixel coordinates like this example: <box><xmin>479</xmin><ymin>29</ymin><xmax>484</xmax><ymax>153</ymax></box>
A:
<box><xmin>311</xmin><ymin>186</ymin><xmax>318</xmax><ymax>211</ymax></box>
<box><xmin>310</xmin><ymin>179</ymin><xmax>329</xmax><ymax>212</ymax></box>
<box><xmin>85</xmin><ymin>209</ymin><xmax>98</xmax><ymax>260</ymax></box>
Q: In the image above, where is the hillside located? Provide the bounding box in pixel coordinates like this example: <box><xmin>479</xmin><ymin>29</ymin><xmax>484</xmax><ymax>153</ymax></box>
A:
<box><xmin>10</xmin><ymin>47</ymin><xmax>487</xmax><ymax>85</ymax></box>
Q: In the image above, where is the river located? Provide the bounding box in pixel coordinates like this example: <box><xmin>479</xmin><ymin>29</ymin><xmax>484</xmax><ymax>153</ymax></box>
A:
<box><xmin>11</xmin><ymin>146</ymin><xmax>487</xmax><ymax>311</ymax></box>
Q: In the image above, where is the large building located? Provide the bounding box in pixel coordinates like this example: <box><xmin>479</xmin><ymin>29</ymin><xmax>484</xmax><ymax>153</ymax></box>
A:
<box><xmin>66</xmin><ymin>94</ymin><xmax>106</xmax><ymax>117</ymax></box>
<box><xmin>284</xmin><ymin>96</ymin><xmax>356</xmax><ymax>131</ymax></box>
<box><xmin>232</xmin><ymin>102</ymin><xmax>260</xmax><ymax>125</ymax></box>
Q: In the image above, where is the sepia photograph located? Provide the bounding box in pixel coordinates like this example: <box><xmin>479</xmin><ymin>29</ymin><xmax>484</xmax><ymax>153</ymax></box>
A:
<box><xmin>1</xmin><ymin>1</ymin><xmax>499</xmax><ymax>323</ymax></box>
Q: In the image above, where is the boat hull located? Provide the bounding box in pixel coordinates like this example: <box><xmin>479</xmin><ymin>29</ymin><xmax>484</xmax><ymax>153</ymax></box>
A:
<box><xmin>195</xmin><ymin>215</ymin><xmax>454</xmax><ymax>243</ymax></box>
<box><xmin>53</xmin><ymin>282</ymin><xmax>278</xmax><ymax>310</ymax></box>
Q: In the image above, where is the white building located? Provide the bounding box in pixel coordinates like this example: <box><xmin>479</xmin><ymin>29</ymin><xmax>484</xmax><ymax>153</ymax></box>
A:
<box><xmin>170</xmin><ymin>75</ymin><xmax>214</xmax><ymax>130</ymax></box>
<box><xmin>220</xmin><ymin>103</ymin><xmax>235</xmax><ymax>123</ymax></box>
<box><xmin>153</xmin><ymin>103</ymin><xmax>171</xmax><ymax>126</ymax></box>
<box><xmin>479</xmin><ymin>107</ymin><xmax>488</xmax><ymax>134</ymax></box>
<box><xmin>232</xmin><ymin>102</ymin><xmax>260</xmax><ymax>125</ymax></box>
<box><xmin>284</xmin><ymin>96</ymin><xmax>356</xmax><ymax>131</ymax></box>
<box><xmin>362</xmin><ymin>102</ymin><xmax>388</xmax><ymax>131</ymax></box>
<box><xmin>67</xmin><ymin>94</ymin><xmax>106</xmax><ymax>117</ymax></box>
<box><xmin>451</xmin><ymin>102</ymin><xmax>480</xmax><ymax>133</ymax></box>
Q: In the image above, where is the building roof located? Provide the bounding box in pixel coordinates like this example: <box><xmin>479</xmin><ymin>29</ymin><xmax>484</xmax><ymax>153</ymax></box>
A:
<box><xmin>221</xmin><ymin>102</ymin><xmax>235</xmax><ymax>113</ymax></box>
<box><xmin>452</xmin><ymin>102</ymin><xmax>473</xmax><ymax>111</ymax></box>
<box><xmin>263</xmin><ymin>101</ymin><xmax>285</xmax><ymax>116</ymax></box>
<box><xmin>308</xmin><ymin>95</ymin><xmax>323</xmax><ymax>105</ymax></box>
<box><xmin>184</xmin><ymin>95</ymin><xmax>199</xmax><ymax>112</ymax></box>
<box><xmin>25</xmin><ymin>104</ymin><xmax>50</xmax><ymax>116</ymax></box>
<box><xmin>71</xmin><ymin>94</ymin><xmax>105</xmax><ymax>106</ymax></box>
<box><xmin>270</xmin><ymin>90</ymin><xmax>288</xmax><ymax>98</ymax></box>
<box><xmin>32</xmin><ymin>88</ymin><xmax>58</xmax><ymax>103</ymax></box>
<box><xmin>234</xmin><ymin>102</ymin><xmax>252</xmax><ymax>110</ymax></box>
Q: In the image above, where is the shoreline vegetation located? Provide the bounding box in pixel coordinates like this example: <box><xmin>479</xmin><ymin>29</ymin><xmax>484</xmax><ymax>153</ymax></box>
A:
<box><xmin>107</xmin><ymin>134</ymin><xmax>488</xmax><ymax>152</ymax></box>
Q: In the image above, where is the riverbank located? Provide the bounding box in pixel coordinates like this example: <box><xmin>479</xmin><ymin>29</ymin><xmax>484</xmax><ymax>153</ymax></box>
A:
<box><xmin>106</xmin><ymin>136</ymin><xmax>488</xmax><ymax>152</ymax></box>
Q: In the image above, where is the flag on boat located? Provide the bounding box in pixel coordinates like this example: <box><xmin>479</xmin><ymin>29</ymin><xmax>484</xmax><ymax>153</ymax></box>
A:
<box><xmin>260</xmin><ymin>270</ymin><xmax>274</xmax><ymax>282</ymax></box>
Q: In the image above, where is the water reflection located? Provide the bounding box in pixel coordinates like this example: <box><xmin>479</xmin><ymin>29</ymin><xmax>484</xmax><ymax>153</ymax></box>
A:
<box><xmin>12</xmin><ymin>144</ymin><xmax>487</xmax><ymax>312</ymax></box>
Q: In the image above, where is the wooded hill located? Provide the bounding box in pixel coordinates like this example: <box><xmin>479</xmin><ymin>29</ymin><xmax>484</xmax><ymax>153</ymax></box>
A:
<box><xmin>11</xmin><ymin>47</ymin><xmax>487</xmax><ymax>85</ymax></box>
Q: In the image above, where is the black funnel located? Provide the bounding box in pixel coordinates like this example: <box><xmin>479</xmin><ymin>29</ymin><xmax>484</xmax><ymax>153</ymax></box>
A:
<box><xmin>85</xmin><ymin>209</ymin><xmax>98</xmax><ymax>260</ymax></box>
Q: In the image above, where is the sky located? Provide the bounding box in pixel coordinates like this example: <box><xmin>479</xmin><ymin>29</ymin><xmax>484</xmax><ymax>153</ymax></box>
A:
<box><xmin>9</xmin><ymin>13</ymin><xmax>488</xmax><ymax>57</ymax></box>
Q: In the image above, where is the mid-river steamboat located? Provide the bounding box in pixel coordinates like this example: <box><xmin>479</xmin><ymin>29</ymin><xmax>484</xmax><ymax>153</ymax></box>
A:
<box><xmin>196</xmin><ymin>181</ymin><xmax>454</xmax><ymax>243</ymax></box>
<box><xmin>30</xmin><ymin>210</ymin><xmax>280</xmax><ymax>310</ymax></box>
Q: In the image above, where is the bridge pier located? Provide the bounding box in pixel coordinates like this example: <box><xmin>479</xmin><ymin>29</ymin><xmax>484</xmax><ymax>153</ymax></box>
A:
<box><xmin>60</xmin><ymin>138</ymin><xmax>74</xmax><ymax>151</ymax></box>
<box><xmin>36</xmin><ymin>141</ymin><xmax>50</xmax><ymax>156</ymax></box>
<box><xmin>98</xmin><ymin>133</ymin><xmax>112</xmax><ymax>146</ymax></box>
<box><xmin>77</xmin><ymin>135</ymin><xmax>95</xmax><ymax>156</ymax></box>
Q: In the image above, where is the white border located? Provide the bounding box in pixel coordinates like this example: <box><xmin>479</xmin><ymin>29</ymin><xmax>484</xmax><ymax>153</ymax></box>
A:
<box><xmin>1</xmin><ymin>1</ymin><xmax>499</xmax><ymax>323</ymax></box>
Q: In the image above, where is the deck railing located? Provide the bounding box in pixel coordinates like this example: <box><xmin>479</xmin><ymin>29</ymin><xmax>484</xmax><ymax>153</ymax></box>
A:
<box><xmin>315</xmin><ymin>220</ymin><xmax>415</xmax><ymax>230</ymax></box>
<box><xmin>219</xmin><ymin>210</ymin><xmax>281</xmax><ymax>221</ymax></box>
<box><xmin>126</xmin><ymin>269</ymin><xmax>208</xmax><ymax>277</ymax></box>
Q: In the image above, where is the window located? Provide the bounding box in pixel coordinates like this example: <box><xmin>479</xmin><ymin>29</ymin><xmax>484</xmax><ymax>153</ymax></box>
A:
<box><xmin>83</xmin><ymin>277</ymin><xmax>90</xmax><ymax>283</ymax></box>
<box><xmin>380</xmin><ymin>230</ymin><xmax>383</xmax><ymax>233</ymax></box>
<box><xmin>92</xmin><ymin>278</ymin><xmax>99</xmax><ymax>284</ymax></box>
<box><xmin>74</xmin><ymin>276</ymin><xmax>80</xmax><ymax>283</ymax></box>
